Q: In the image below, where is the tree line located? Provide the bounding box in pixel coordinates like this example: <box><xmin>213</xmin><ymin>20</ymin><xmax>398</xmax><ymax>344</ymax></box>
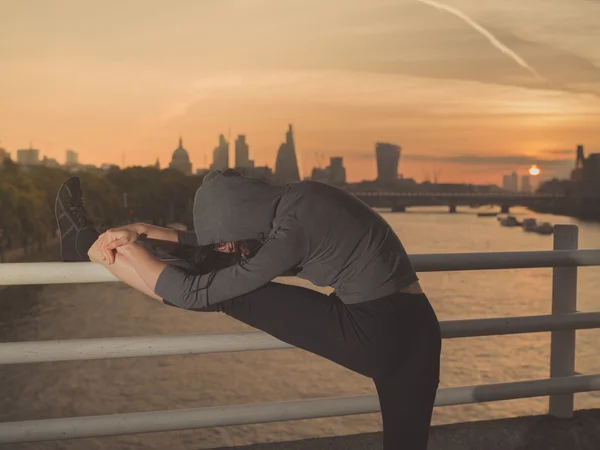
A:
<box><xmin>0</xmin><ymin>158</ymin><xmax>205</xmax><ymax>253</ymax></box>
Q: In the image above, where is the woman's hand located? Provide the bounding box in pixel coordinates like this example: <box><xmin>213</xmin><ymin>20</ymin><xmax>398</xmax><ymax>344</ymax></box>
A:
<box><xmin>98</xmin><ymin>224</ymin><xmax>145</xmax><ymax>264</ymax></box>
<box><xmin>88</xmin><ymin>236</ymin><xmax>113</xmax><ymax>266</ymax></box>
<box><xmin>115</xmin><ymin>241</ymin><xmax>151</xmax><ymax>261</ymax></box>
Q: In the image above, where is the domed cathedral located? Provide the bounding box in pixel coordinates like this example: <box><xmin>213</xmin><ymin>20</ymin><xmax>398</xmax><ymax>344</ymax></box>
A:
<box><xmin>169</xmin><ymin>137</ymin><xmax>192</xmax><ymax>175</ymax></box>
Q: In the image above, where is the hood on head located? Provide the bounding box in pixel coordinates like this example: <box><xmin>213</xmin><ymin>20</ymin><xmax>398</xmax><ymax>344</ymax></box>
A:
<box><xmin>193</xmin><ymin>169</ymin><xmax>286</xmax><ymax>246</ymax></box>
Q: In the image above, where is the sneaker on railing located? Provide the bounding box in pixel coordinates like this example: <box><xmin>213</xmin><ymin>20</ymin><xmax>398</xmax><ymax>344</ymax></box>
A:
<box><xmin>54</xmin><ymin>177</ymin><xmax>99</xmax><ymax>262</ymax></box>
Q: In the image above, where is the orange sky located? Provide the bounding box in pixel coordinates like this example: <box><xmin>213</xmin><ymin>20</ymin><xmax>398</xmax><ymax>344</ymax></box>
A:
<box><xmin>1</xmin><ymin>0</ymin><xmax>599</xmax><ymax>184</ymax></box>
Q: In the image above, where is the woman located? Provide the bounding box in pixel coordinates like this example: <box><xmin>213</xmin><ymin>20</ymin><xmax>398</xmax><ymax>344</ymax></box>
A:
<box><xmin>55</xmin><ymin>170</ymin><xmax>441</xmax><ymax>449</ymax></box>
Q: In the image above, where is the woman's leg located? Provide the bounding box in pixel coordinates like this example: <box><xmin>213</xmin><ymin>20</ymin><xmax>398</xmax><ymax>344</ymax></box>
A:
<box><xmin>372</xmin><ymin>299</ymin><xmax>441</xmax><ymax>449</ymax></box>
<box><xmin>88</xmin><ymin>239</ymin><xmax>164</xmax><ymax>302</ymax></box>
<box><xmin>208</xmin><ymin>283</ymin><xmax>441</xmax><ymax>449</ymax></box>
<box><xmin>89</xmin><ymin>238</ymin><xmax>441</xmax><ymax>448</ymax></box>
<box><xmin>375</xmin><ymin>371</ymin><xmax>439</xmax><ymax>449</ymax></box>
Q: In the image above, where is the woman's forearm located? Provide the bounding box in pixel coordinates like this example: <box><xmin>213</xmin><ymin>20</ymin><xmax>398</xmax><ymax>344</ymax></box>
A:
<box><xmin>135</xmin><ymin>223</ymin><xmax>179</xmax><ymax>243</ymax></box>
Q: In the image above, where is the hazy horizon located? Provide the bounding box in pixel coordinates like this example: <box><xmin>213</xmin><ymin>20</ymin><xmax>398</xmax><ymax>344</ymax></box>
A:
<box><xmin>1</xmin><ymin>0</ymin><xmax>599</xmax><ymax>184</ymax></box>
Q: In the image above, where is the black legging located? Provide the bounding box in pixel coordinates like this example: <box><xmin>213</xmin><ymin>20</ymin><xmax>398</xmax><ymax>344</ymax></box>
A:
<box><xmin>179</xmin><ymin>282</ymin><xmax>441</xmax><ymax>449</ymax></box>
<box><xmin>147</xmin><ymin>241</ymin><xmax>442</xmax><ymax>449</ymax></box>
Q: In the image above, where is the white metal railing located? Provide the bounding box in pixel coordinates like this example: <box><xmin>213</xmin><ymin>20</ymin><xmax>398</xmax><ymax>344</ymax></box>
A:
<box><xmin>1</xmin><ymin>224</ymin><xmax>600</xmax><ymax>445</ymax></box>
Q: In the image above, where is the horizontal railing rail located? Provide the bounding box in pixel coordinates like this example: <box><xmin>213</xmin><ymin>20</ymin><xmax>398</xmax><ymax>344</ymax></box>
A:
<box><xmin>1</xmin><ymin>374</ymin><xmax>599</xmax><ymax>444</ymax></box>
<box><xmin>2</xmin><ymin>312</ymin><xmax>600</xmax><ymax>365</ymax></box>
<box><xmin>2</xmin><ymin>249</ymin><xmax>600</xmax><ymax>286</ymax></box>
<box><xmin>1</xmin><ymin>224</ymin><xmax>599</xmax><ymax>445</ymax></box>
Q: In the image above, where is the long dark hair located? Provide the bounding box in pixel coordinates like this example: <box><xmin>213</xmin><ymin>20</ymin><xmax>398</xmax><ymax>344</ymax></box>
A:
<box><xmin>189</xmin><ymin>239</ymin><xmax>262</xmax><ymax>276</ymax></box>
<box><xmin>183</xmin><ymin>228</ymin><xmax>280</xmax><ymax>299</ymax></box>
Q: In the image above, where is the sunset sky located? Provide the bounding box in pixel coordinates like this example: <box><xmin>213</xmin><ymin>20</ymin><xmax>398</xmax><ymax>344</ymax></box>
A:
<box><xmin>1</xmin><ymin>0</ymin><xmax>599</xmax><ymax>184</ymax></box>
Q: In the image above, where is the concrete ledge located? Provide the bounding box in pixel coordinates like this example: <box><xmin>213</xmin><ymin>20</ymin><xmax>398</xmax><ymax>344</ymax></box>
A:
<box><xmin>220</xmin><ymin>409</ymin><xmax>600</xmax><ymax>449</ymax></box>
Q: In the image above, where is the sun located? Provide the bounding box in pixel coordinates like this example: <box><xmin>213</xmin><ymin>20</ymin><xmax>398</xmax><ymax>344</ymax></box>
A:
<box><xmin>529</xmin><ymin>165</ymin><xmax>541</xmax><ymax>176</ymax></box>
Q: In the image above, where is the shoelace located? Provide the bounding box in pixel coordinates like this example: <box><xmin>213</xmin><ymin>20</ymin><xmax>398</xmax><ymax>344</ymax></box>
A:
<box><xmin>66</xmin><ymin>199</ymin><xmax>93</xmax><ymax>228</ymax></box>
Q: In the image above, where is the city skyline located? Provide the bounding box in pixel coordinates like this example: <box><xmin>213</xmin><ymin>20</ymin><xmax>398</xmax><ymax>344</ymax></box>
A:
<box><xmin>3</xmin><ymin>134</ymin><xmax>593</xmax><ymax>187</ymax></box>
<box><xmin>1</xmin><ymin>0</ymin><xmax>599</xmax><ymax>183</ymax></box>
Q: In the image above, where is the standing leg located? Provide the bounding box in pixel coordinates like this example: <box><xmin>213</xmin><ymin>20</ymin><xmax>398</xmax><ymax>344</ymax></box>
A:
<box><xmin>374</xmin><ymin>298</ymin><xmax>441</xmax><ymax>450</ymax></box>
<box><xmin>375</xmin><ymin>368</ymin><xmax>439</xmax><ymax>449</ymax></box>
<box><xmin>210</xmin><ymin>285</ymin><xmax>441</xmax><ymax>449</ymax></box>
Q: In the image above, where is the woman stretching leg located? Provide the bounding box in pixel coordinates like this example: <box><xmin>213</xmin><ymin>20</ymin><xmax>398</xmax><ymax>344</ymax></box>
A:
<box><xmin>56</xmin><ymin>172</ymin><xmax>442</xmax><ymax>449</ymax></box>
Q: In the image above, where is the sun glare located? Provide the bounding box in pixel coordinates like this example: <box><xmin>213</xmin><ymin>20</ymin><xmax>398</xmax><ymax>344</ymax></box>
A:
<box><xmin>529</xmin><ymin>165</ymin><xmax>541</xmax><ymax>176</ymax></box>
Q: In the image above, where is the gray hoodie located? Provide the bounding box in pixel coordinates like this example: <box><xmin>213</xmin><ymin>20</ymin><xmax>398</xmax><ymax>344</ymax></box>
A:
<box><xmin>155</xmin><ymin>170</ymin><xmax>418</xmax><ymax>309</ymax></box>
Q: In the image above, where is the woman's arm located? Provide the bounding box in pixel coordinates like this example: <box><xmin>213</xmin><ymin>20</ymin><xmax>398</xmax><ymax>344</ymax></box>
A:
<box><xmin>133</xmin><ymin>223</ymin><xmax>176</xmax><ymax>242</ymax></box>
<box><xmin>104</xmin><ymin>223</ymin><xmax>197</xmax><ymax>249</ymax></box>
<box><xmin>125</xmin><ymin>224</ymin><xmax>306</xmax><ymax>310</ymax></box>
<box><xmin>136</xmin><ymin>223</ymin><xmax>198</xmax><ymax>247</ymax></box>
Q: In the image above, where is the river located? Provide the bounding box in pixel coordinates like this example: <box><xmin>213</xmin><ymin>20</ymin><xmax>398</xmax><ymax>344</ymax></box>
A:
<box><xmin>1</xmin><ymin>206</ymin><xmax>600</xmax><ymax>449</ymax></box>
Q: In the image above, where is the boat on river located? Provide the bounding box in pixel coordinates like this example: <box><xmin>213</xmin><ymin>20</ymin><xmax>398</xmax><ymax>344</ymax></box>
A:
<box><xmin>500</xmin><ymin>216</ymin><xmax>520</xmax><ymax>227</ymax></box>
<box><xmin>522</xmin><ymin>218</ymin><xmax>538</xmax><ymax>232</ymax></box>
<box><xmin>535</xmin><ymin>222</ymin><xmax>554</xmax><ymax>235</ymax></box>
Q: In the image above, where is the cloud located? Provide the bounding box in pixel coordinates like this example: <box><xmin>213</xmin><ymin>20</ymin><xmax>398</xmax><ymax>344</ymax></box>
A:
<box><xmin>414</xmin><ymin>0</ymin><xmax>545</xmax><ymax>81</ymax></box>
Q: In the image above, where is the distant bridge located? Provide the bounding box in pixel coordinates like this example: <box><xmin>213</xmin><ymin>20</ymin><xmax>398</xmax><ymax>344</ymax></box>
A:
<box><xmin>352</xmin><ymin>191</ymin><xmax>567</xmax><ymax>213</ymax></box>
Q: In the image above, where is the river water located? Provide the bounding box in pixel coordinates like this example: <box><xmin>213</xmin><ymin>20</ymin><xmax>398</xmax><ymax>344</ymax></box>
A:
<box><xmin>1</xmin><ymin>207</ymin><xmax>600</xmax><ymax>449</ymax></box>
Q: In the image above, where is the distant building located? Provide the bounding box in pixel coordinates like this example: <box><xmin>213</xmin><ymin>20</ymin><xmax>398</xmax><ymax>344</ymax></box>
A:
<box><xmin>275</xmin><ymin>124</ymin><xmax>301</xmax><ymax>184</ymax></box>
<box><xmin>17</xmin><ymin>147</ymin><xmax>40</xmax><ymax>165</ymax></box>
<box><xmin>65</xmin><ymin>149</ymin><xmax>79</xmax><ymax>166</ymax></box>
<box><xmin>310</xmin><ymin>157</ymin><xmax>346</xmax><ymax>186</ymax></box>
<box><xmin>502</xmin><ymin>171</ymin><xmax>519</xmax><ymax>191</ymax></box>
<box><xmin>169</xmin><ymin>137</ymin><xmax>192</xmax><ymax>175</ymax></box>
<box><xmin>235</xmin><ymin>135</ymin><xmax>254</xmax><ymax>169</ymax></box>
<box><xmin>375</xmin><ymin>142</ymin><xmax>400</xmax><ymax>183</ymax></box>
<box><xmin>0</xmin><ymin>147</ymin><xmax>7</xmax><ymax>164</ymax></box>
<box><xmin>211</xmin><ymin>135</ymin><xmax>229</xmax><ymax>171</ymax></box>
<box><xmin>521</xmin><ymin>175</ymin><xmax>532</xmax><ymax>193</ymax></box>
<box><xmin>329</xmin><ymin>157</ymin><xmax>346</xmax><ymax>185</ymax></box>
<box><xmin>42</xmin><ymin>156</ymin><xmax>61</xmax><ymax>168</ymax></box>
<box><xmin>571</xmin><ymin>144</ymin><xmax>600</xmax><ymax>197</ymax></box>
<box><xmin>154</xmin><ymin>158</ymin><xmax>160</xmax><ymax>170</ymax></box>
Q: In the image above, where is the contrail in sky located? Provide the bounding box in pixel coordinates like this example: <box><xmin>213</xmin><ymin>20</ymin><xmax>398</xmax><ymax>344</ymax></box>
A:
<box><xmin>415</xmin><ymin>0</ymin><xmax>545</xmax><ymax>81</ymax></box>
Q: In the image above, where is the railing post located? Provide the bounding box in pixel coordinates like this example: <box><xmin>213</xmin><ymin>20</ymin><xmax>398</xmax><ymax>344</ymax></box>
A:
<box><xmin>549</xmin><ymin>224</ymin><xmax>578</xmax><ymax>418</ymax></box>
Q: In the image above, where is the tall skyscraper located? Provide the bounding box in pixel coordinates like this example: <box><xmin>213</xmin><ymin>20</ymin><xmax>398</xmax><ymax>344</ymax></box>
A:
<box><xmin>235</xmin><ymin>135</ymin><xmax>254</xmax><ymax>169</ymax></box>
<box><xmin>275</xmin><ymin>124</ymin><xmax>301</xmax><ymax>184</ymax></box>
<box><xmin>375</xmin><ymin>142</ymin><xmax>401</xmax><ymax>183</ymax></box>
<box><xmin>16</xmin><ymin>147</ymin><xmax>40</xmax><ymax>165</ymax></box>
<box><xmin>211</xmin><ymin>134</ymin><xmax>229</xmax><ymax>171</ymax></box>
<box><xmin>169</xmin><ymin>137</ymin><xmax>192</xmax><ymax>175</ymax></box>
<box><xmin>502</xmin><ymin>171</ymin><xmax>519</xmax><ymax>191</ymax></box>
<box><xmin>65</xmin><ymin>149</ymin><xmax>79</xmax><ymax>166</ymax></box>
<box><xmin>570</xmin><ymin>144</ymin><xmax>600</xmax><ymax>198</ymax></box>
<box><xmin>0</xmin><ymin>147</ymin><xmax>7</xmax><ymax>164</ymax></box>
